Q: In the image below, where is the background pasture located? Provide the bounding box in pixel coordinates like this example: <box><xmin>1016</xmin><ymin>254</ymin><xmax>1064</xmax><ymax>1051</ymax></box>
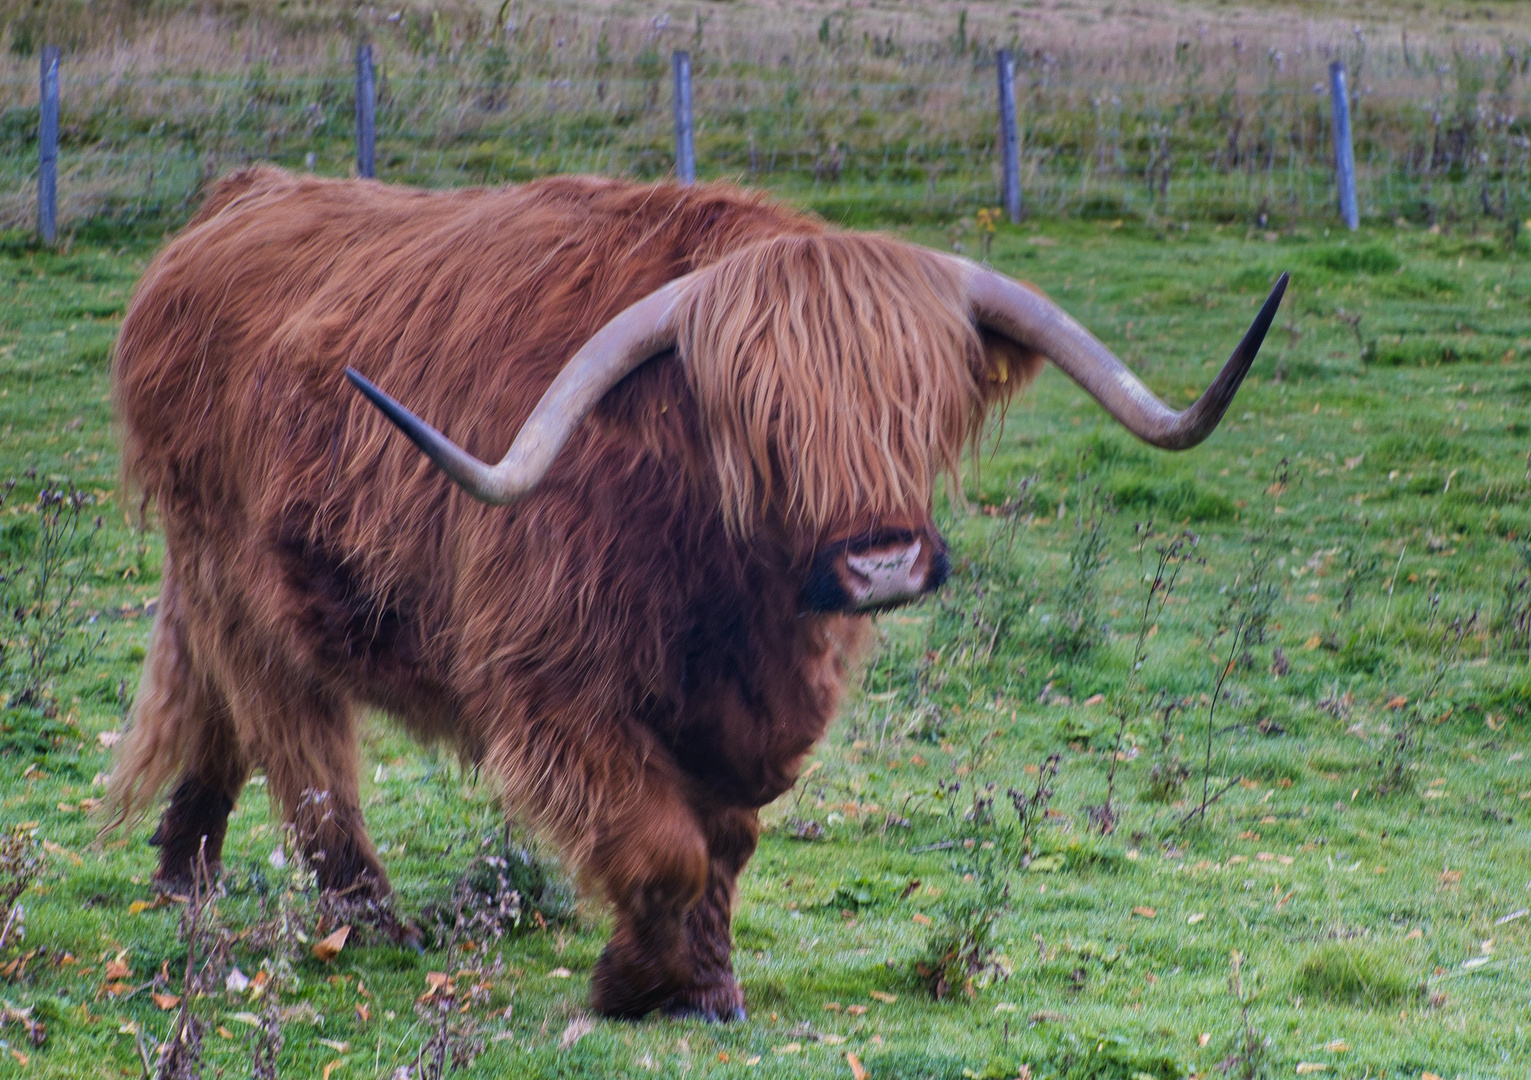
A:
<box><xmin>0</xmin><ymin>1</ymin><xmax>1529</xmax><ymax>1077</ymax></box>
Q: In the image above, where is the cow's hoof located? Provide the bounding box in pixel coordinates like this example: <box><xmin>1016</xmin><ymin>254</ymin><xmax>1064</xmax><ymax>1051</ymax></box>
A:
<box><xmin>663</xmin><ymin>979</ymin><xmax>746</xmax><ymax>1023</ymax></box>
<box><xmin>664</xmin><ymin>1003</ymin><xmax>747</xmax><ymax>1024</ymax></box>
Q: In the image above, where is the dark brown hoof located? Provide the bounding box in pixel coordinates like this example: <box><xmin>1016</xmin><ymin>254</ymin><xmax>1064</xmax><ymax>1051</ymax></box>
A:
<box><xmin>663</xmin><ymin>977</ymin><xmax>746</xmax><ymax>1023</ymax></box>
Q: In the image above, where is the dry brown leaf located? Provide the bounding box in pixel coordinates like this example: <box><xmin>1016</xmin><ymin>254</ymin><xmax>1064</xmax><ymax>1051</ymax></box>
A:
<box><xmin>355</xmin><ymin>1003</ymin><xmax>371</xmax><ymax>1022</ymax></box>
<box><xmin>774</xmin><ymin>1043</ymin><xmax>802</xmax><ymax>1055</ymax></box>
<box><xmin>1131</xmin><ymin>907</ymin><xmax>1157</xmax><ymax>919</ymax></box>
<box><xmin>846</xmin><ymin>1004</ymin><xmax>868</xmax><ymax>1016</ymax></box>
<box><xmin>150</xmin><ymin>992</ymin><xmax>180</xmax><ymax>1011</ymax></box>
<box><xmin>1440</xmin><ymin>869</ymin><xmax>1463</xmax><ymax>885</ymax></box>
<box><xmin>312</xmin><ymin>925</ymin><xmax>350</xmax><ymax>962</ymax></box>
<box><xmin>911</xmin><ymin>913</ymin><xmax>932</xmax><ymax>926</ymax></box>
<box><xmin>548</xmin><ymin>967</ymin><xmax>573</xmax><ymax>979</ymax></box>
<box><xmin>1422</xmin><ymin>1073</ymin><xmax>1443</xmax><ymax>1080</ymax></box>
<box><xmin>1197</xmin><ymin>1033</ymin><xmax>1210</xmax><ymax>1047</ymax></box>
<box><xmin>104</xmin><ymin>954</ymin><xmax>132</xmax><ymax>981</ymax></box>
<box><xmin>823</xmin><ymin>1002</ymin><xmax>841</xmax><ymax>1012</ymax></box>
<box><xmin>322</xmin><ymin>1060</ymin><xmax>344</xmax><ymax>1080</ymax></box>
<box><xmin>1385</xmin><ymin>695</ymin><xmax>1409</xmax><ymax>710</ymax></box>
<box><xmin>847</xmin><ymin>1051</ymin><xmax>869</xmax><ymax>1080</ymax></box>
<box><xmin>559</xmin><ymin>1015</ymin><xmax>595</xmax><ymax>1051</ymax></box>
<box><xmin>868</xmin><ymin>991</ymin><xmax>897</xmax><ymax>1003</ymax></box>
<box><xmin>1295</xmin><ymin>1064</ymin><xmax>1328</xmax><ymax>1075</ymax></box>
<box><xmin>9</xmin><ymin>1049</ymin><xmax>26</xmax><ymax>1066</ymax></box>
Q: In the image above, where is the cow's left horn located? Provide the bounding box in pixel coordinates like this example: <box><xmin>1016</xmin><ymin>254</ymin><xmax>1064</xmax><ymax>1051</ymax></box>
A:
<box><xmin>952</xmin><ymin>256</ymin><xmax>1287</xmax><ymax>450</ymax></box>
<box><xmin>346</xmin><ymin>274</ymin><xmax>697</xmax><ymax>504</ymax></box>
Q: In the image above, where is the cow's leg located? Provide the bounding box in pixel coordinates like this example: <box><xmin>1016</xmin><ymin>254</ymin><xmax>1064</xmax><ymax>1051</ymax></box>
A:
<box><xmin>129</xmin><ymin>585</ymin><xmax>248</xmax><ymax>895</ymax></box>
<box><xmin>238</xmin><ymin>679</ymin><xmax>388</xmax><ymax>897</ymax></box>
<box><xmin>585</xmin><ymin>760</ymin><xmax>709</xmax><ymax>1019</ymax></box>
<box><xmin>665</xmin><ymin>803</ymin><xmax>758</xmax><ymax>1022</ymax></box>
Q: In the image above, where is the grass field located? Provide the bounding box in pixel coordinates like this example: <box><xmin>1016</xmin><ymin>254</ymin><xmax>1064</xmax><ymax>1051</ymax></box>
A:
<box><xmin>0</xmin><ymin>199</ymin><xmax>1528</xmax><ymax>1079</ymax></box>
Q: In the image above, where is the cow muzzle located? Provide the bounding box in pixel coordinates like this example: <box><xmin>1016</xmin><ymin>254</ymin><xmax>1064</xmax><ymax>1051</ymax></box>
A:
<box><xmin>800</xmin><ymin>530</ymin><xmax>951</xmax><ymax>614</ymax></box>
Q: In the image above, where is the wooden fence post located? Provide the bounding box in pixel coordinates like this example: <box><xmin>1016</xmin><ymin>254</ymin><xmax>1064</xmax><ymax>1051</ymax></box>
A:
<box><xmin>38</xmin><ymin>46</ymin><xmax>60</xmax><ymax>244</ymax></box>
<box><xmin>997</xmin><ymin>49</ymin><xmax>1022</xmax><ymax>224</ymax></box>
<box><xmin>1329</xmin><ymin>61</ymin><xmax>1358</xmax><ymax>231</ymax></box>
<box><xmin>672</xmin><ymin>50</ymin><xmax>695</xmax><ymax>185</ymax></box>
<box><xmin>356</xmin><ymin>43</ymin><xmax>376</xmax><ymax>179</ymax></box>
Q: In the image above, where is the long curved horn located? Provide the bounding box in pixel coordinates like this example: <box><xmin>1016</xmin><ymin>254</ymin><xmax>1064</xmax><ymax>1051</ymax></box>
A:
<box><xmin>950</xmin><ymin>256</ymin><xmax>1287</xmax><ymax>450</ymax></box>
<box><xmin>346</xmin><ymin>273</ymin><xmax>700</xmax><ymax>504</ymax></box>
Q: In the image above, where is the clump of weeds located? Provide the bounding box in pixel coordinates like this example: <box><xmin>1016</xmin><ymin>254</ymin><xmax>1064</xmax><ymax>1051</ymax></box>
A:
<box><xmin>1050</xmin><ymin>480</ymin><xmax>1112</xmax><ymax>660</ymax></box>
<box><xmin>1091</xmin><ymin>524</ymin><xmax>1198</xmax><ymax>833</ymax></box>
<box><xmin>1493</xmin><ymin>539</ymin><xmax>1531</xmax><ymax>663</ymax></box>
<box><xmin>1375</xmin><ymin>597</ymin><xmax>1477</xmax><ymax>794</ymax></box>
<box><xmin>917</xmin><ymin>754</ymin><xmax>1060</xmax><ymax>1000</ymax></box>
<box><xmin>0</xmin><ymin>828</ymin><xmax>42</xmax><ymax>954</ymax></box>
<box><xmin>1216</xmin><ymin>950</ymin><xmax>1272</xmax><ymax>1080</ymax></box>
<box><xmin>0</xmin><ymin>478</ymin><xmax>105</xmax><ymax>714</ymax></box>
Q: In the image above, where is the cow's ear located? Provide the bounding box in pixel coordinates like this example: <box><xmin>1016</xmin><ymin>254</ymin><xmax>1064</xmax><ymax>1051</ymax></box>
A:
<box><xmin>976</xmin><ymin>328</ymin><xmax>1045</xmax><ymax>405</ymax></box>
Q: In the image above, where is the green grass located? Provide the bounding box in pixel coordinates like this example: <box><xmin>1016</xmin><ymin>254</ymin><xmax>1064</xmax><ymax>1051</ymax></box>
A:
<box><xmin>1</xmin><ymin>208</ymin><xmax>1530</xmax><ymax>1078</ymax></box>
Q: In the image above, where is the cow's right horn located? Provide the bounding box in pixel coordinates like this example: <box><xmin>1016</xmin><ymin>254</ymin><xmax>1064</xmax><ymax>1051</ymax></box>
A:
<box><xmin>346</xmin><ymin>274</ymin><xmax>697</xmax><ymax>504</ymax></box>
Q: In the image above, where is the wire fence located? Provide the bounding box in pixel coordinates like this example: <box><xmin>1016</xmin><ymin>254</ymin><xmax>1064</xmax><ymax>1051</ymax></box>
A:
<box><xmin>3</xmin><ymin>25</ymin><xmax>1528</xmax><ymax>238</ymax></box>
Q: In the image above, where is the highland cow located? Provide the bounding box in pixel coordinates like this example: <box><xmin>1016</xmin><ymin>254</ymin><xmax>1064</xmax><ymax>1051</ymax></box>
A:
<box><xmin>109</xmin><ymin>166</ymin><xmax>1284</xmax><ymax>1020</ymax></box>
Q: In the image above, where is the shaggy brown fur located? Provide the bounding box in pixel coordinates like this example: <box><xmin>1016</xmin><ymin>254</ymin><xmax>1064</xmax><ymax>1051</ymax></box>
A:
<box><xmin>108</xmin><ymin>167</ymin><xmax>1039</xmax><ymax>1019</ymax></box>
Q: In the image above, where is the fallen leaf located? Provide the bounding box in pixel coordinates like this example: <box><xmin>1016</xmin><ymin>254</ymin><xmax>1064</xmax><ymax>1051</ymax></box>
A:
<box><xmin>1405</xmin><ymin>928</ymin><xmax>1423</xmax><ymax>940</ymax></box>
<box><xmin>10</xmin><ymin>1050</ymin><xmax>26</xmax><ymax>1066</ymax></box>
<box><xmin>355</xmin><ymin>1003</ymin><xmax>371</xmax><ymax>1022</ymax></box>
<box><xmin>1197</xmin><ymin>1033</ymin><xmax>1210</xmax><ymax>1047</ymax></box>
<box><xmin>1131</xmin><ymin>906</ymin><xmax>1157</xmax><ymax>919</ymax></box>
<box><xmin>559</xmin><ymin>1015</ymin><xmax>595</xmax><ymax>1051</ymax></box>
<box><xmin>1303</xmin><ymin>635</ymin><xmax>1322</xmax><ymax>650</ymax></box>
<box><xmin>822</xmin><ymin>1034</ymin><xmax>846</xmax><ymax>1045</ymax></box>
<box><xmin>317</xmin><ymin>1038</ymin><xmax>350</xmax><ymax>1053</ymax></box>
<box><xmin>824</xmin><ymin>1002</ymin><xmax>842</xmax><ymax>1012</ymax></box>
<box><xmin>1439</xmin><ymin>869</ymin><xmax>1462</xmax><ymax>885</ymax></box>
<box><xmin>869</xmin><ymin>991</ymin><xmax>897</xmax><ymax>1004</ymax></box>
<box><xmin>847</xmin><ymin>1051</ymin><xmax>869</xmax><ymax>1080</ymax></box>
<box><xmin>846</xmin><ymin>1004</ymin><xmax>868</xmax><ymax>1016</ymax></box>
<box><xmin>216</xmin><ymin>1026</ymin><xmax>234</xmax><ymax>1039</ymax></box>
<box><xmin>1385</xmin><ymin>696</ymin><xmax>1408</xmax><ymax>710</ymax></box>
<box><xmin>104</xmin><ymin>954</ymin><xmax>132</xmax><ymax>981</ymax></box>
<box><xmin>718</xmin><ymin>1052</ymin><xmax>730</xmax><ymax>1064</ymax></box>
<box><xmin>774</xmin><ymin>1042</ymin><xmax>802</xmax><ymax>1055</ymax></box>
<box><xmin>1187</xmin><ymin>912</ymin><xmax>1206</xmax><ymax>925</ymax></box>
<box><xmin>1256</xmin><ymin>852</ymin><xmax>1275</xmax><ymax>862</ymax></box>
<box><xmin>226</xmin><ymin>967</ymin><xmax>250</xmax><ymax>993</ymax></box>
<box><xmin>312</xmin><ymin>925</ymin><xmax>350</xmax><ymax>962</ymax></box>
<box><xmin>151</xmin><ymin>992</ymin><xmax>181</xmax><ymax>1011</ymax></box>
<box><xmin>1422</xmin><ymin>1073</ymin><xmax>1443</xmax><ymax>1080</ymax></box>
<box><xmin>322</xmin><ymin>1063</ymin><xmax>344</xmax><ymax>1080</ymax></box>
<box><xmin>745</xmin><ymin>1056</ymin><xmax>761</xmax><ymax>1066</ymax></box>
<box><xmin>1295</xmin><ymin>1065</ymin><xmax>1328</xmax><ymax>1075</ymax></box>
<box><xmin>1082</xmin><ymin>694</ymin><xmax>1105</xmax><ymax>706</ymax></box>
<box><xmin>127</xmin><ymin>899</ymin><xmax>161</xmax><ymax>915</ymax></box>
<box><xmin>548</xmin><ymin>967</ymin><xmax>573</xmax><ymax>979</ymax></box>
<box><xmin>229</xmin><ymin>1012</ymin><xmax>262</xmax><ymax>1027</ymax></box>
<box><xmin>912</xmin><ymin>913</ymin><xmax>932</xmax><ymax>926</ymax></box>
<box><xmin>41</xmin><ymin>840</ymin><xmax>82</xmax><ymax>866</ymax></box>
<box><xmin>1495</xmin><ymin>908</ymin><xmax>1528</xmax><ymax>925</ymax></box>
<box><xmin>1325</xmin><ymin>1040</ymin><xmax>1350</xmax><ymax>1053</ymax></box>
<box><xmin>97</xmin><ymin>730</ymin><xmax>122</xmax><ymax>748</ymax></box>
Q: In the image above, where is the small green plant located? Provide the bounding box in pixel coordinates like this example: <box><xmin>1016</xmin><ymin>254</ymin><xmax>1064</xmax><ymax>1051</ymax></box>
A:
<box><xmin>1144</xmin><ymin>693</ymin><xmax>1192</xmax><ymax>802</ymax></box>
<box><xmin>1494</xmin><ymin>540</ymin><xmax>1531</xmax><ymax>664</ymax></box>
<box><xmin>1219</xmin><ymin>950</ymin><xmax>1272</xmax><ymax>1080</ymax></box>
<box><xmin>1375</xmin><ymin>598</ymin><xmax>1477</xmax><ymax>794</ymax></box>
<box><xmin>1</xmin><ymin>478</ymin><xmax>105</xmax><ymax>712</ymax></box>
<box><xmin>1093</xmin><ymin>525</ymin><xmax>1197</xmax><ymax>832</ymax></box>
<box><xmin>0</xmin><ymin>828</ymin><xmax>42</xmax><ymax>952</ymax></box>
<box><xmin>1051</xmin><ymin>482</ymin><xmax>1112</xmax><ymax>660</ymax></box>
